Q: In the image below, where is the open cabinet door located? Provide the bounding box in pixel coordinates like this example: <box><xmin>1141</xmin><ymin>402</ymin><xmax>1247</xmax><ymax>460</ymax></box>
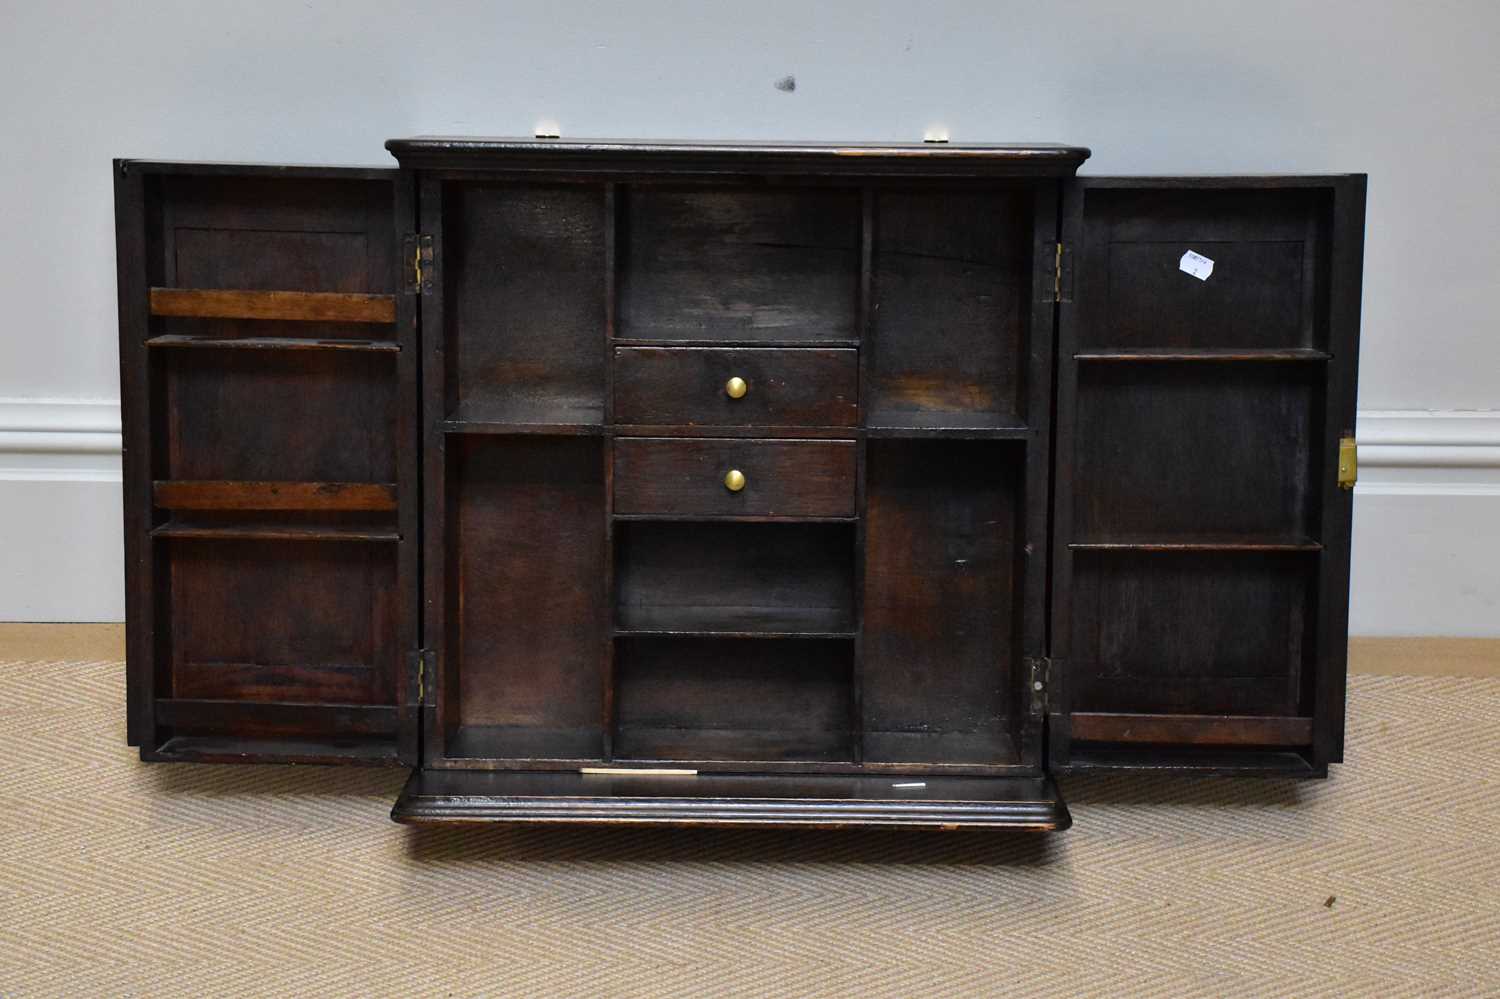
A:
<box><xmin>114</xmin><ymin>161</ymin><xmax>420</xmax><ymax>764</ymax></box>
<box><xmin>1049</xmin><ymin>175</ymin><xmax>1366</xmax><ymax>776</ymax></box>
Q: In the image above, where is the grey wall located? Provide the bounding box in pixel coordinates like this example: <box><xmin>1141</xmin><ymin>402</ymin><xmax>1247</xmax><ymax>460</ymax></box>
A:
<box><xmin>2</xmin><ymin>0</ymin><xmax>1498</xmax><ymax>631</ymax></box>
<box><xmin>4</xmin><ymin>0</ymin><xmax>1498</xmax><ymax>407</ymax></box>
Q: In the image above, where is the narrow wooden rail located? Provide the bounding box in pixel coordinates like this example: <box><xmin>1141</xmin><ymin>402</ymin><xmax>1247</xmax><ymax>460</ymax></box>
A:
<box><xmin>149</xmin><ymin>288</ymin><xmax>397</xmax><ymax>324</ymax></box>
<box><xmin>1070</xmin><ymin>713</ymin><xmax>1314</xmax><ymax>747</ymax></box>
<box><xmin>152</xmin><ymin>480</ymin><xmax>398</xmax><ymax>512</ymax></box>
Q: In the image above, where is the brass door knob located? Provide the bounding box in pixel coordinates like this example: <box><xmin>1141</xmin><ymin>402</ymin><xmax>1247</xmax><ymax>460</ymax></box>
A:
<box><xmin>723</xmin><ymin>469</ymin><xmax>746</xmax><ymax>492</ymax></box>
<box><xmin>725</xmin><ymin>376</ymin><xmax>748</xmax><ymax>399</ymax></box>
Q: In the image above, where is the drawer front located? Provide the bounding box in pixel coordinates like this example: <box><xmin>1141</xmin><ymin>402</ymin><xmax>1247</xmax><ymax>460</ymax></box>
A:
<box><xmin>613</xmin><ymin>347</ymin><xmax>858</xmax><ymax>428</ymax></box>
<box><xmin>614</xmin><ymin>438</ymin><xmax>856</xmax><ymax>518</ymax></box>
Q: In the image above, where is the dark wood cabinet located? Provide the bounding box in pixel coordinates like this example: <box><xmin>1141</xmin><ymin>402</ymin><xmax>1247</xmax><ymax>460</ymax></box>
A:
<box><xmin>114</xmin><ymin>139</ymin><xmax>1365</xmax><ymax>830</ymax></box>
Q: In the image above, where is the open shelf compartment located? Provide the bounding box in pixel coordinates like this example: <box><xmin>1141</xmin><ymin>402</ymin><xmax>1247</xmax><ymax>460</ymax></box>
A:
<box><xmin>615</xmin><ymin>521</ymin><xmax>855</xmax><ymax>638</ymax></box>
<box><xmin>613</xmin><ymin>636</ymin><xmax>856</xmax><ymax>764</ymax></box>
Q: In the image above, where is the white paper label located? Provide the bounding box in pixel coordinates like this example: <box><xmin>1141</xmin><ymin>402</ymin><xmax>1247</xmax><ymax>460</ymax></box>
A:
<box><xmin>1179</xmin><ymin>250</ymin><xmax>1214</xmax><ymax>281</ymax></box>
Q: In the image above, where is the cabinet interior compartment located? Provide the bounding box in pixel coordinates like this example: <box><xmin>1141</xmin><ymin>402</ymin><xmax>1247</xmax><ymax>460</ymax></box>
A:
<box><xmin>153</xmin><ymin>537</ymin><xmax>401</xmax><ymax>759</ymax></box>
<box><xmin>443</xmin><ymin>436</ymin><xmax>608</xmax><ymax>763</ymax></box>
<box><xmin>1067</xmin><ymin>550</ymin><xmax>1317</xmax><ymax>720</ymax></box>
<box><xmin>614</xmin><ymin>637</ymin><xmax>855</xmax><ymax>763</ymax></box>
<box><xmin>1072</xmin><ymin>363</ymin><xmax>1323</xmax><ymax>545</ymax></box>
<box><xmin>442</xmin><ymin>182</ymin><xmax>607</xmax><ymax>427</ymax></box>
<box><xmin>1075</xmin><ymin>187</ymin><xmax>1330</xmax><ymax>355</ymax></box>
<box><xmin>862</xmin><ymin>440</ymin><xmax>1025</xmax><ymax>766</ymax></box>
<box><xmin>144</xmin><ymin>172</ymin><xmax>399</xmax><ymax>347</ymax></box>
<box><xmin>866</xmin><ymin>186</ymin><xmax>1034</xmax><ymax>430</ymax></box>
<box><xmin>615</xmin><ymin>521</ymin><xmax>855</xmax><ymax>637</ymax></box>
<box><xmin>159</xmin><ymin>349</ymin><xmax>397</xmax><ymax>484</ymax></box>
<box><xmin>617</xmin><ymin>184</ymin><xmax>860</xmax><ymax>344</ymax></box>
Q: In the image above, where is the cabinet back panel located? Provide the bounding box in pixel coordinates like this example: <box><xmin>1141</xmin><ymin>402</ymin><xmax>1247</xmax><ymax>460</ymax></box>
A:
<box><xmin>618</xmin><ymin>186</ymin><xmax>860</xmax><ymax>342</ymax></box>
<box><xmin>867</xmin><ymin>188</ymin><xmax>1031</xmax><ymax>426</ymax></box>
<box><xmin>615</xmin><ymin>522</ymin><xmax>854</xmax><ymax>635</ymax></box>
<box><xmin>862</xmin><ymin>440</ymin><xmax>1022</xmax><ymax>765</ymax></box>
<box><xmin>1080</xmin><ymin>188</ymin><xmax>1325</xmax><ymax>350</ymax></box>
<box><xmin>162</xmin><ymin>350</ymin><xmax>396</xmax><ymax>482</ymax></box>
<box><xmin>444</xmin><ymin>183</ymin><xmax>606</xmax><ymax>421</ymax></box>
<box><xmin>167</xmin><ymin>539</ymin><xmax>398</xmax><ymax>708</ymax></box>
<box><xmin>1068</xmin><ymin>551</ymin><xmax>1314</xmax><ymax>716</ymax></box>
<box><xmin>615</xmin><ymin>637</ymin><xmax>854</xmax><ymax>762</ymax></box>
<box><xmin>451</xmin><ymin>437</ymin><xmax>607</xmax><ymax>740</ymax></box>
<box><xmin>1073</xmin><ymin>364</ymin><xmax>1319</xmax><ymax>541</ymax></box>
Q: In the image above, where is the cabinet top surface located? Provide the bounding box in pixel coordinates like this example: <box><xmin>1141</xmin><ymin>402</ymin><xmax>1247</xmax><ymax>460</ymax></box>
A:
<box><xmin>384</xmin><ymin>136</ymin><xmax>1092</xmax><ymax>175</ymax></box>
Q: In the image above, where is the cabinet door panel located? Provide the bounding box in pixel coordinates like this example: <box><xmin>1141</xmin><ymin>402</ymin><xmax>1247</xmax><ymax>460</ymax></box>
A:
<box><xmin>115</xmin><ymin>161</ymin><xmax>419</xmax><ymax>765</ymax></box>
<box><xmin>1050</xmin><ymin>176</ymin><xmax>1365</xmax><ymax>775</ymax></box>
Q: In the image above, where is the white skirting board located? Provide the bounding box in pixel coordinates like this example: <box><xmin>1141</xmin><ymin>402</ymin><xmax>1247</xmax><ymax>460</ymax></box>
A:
<box><xmin>1</xmin><ymin>400</ymin><xmax>1497</xmax><ymax>634</ymax></box>
<box><xmin>0</xmin><ymin>400</ymin><xmax>125</xmax><ymax>623</ymax></box>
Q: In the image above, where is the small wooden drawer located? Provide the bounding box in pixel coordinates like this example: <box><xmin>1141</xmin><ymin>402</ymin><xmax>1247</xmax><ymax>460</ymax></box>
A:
<box><xmin>614</xmin><ymin>438</ymin><xmax>856</xmax><ymax>519</ymax></box>
<box><xmin>613</xmin><ymin>347</ymin><xmax>857</xmax><ymax>428</ymax></box>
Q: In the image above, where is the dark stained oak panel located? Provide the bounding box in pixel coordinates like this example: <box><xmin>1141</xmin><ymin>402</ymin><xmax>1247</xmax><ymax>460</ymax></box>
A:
<box><xmin>1067</xmin><ymin>550</ymin><xmax>1315</xmax><ymax>716</ymax></box>
<box><xmin>1072</xmin><ymin>363</ymin><xmax>1320</xmax><ymax>542</ymax></box>
<box><xmin>163</xmin><ymin>349</ymin><xmax>397</xmax><ymax>483</ymax></box>
<box><xmin>862</xmin><ymin>440</ymin><xmax>1024</xmax><ymax>766</ymax></box>
<box><xmin>618</xmin><ymin>186</ymin><xmax>860</xmax><ymax>343</ymax></box>
<box><xmin>867</xmin><ymin>187</ymin><xmax>1031</xmax><ymax>428</ymax></box>
<box><xmin>166</xmin><ymin>538</ymin><xmax>398</xmax><ymax>708</ymax></box>
<box><xmin>450</xmin><ymin>437</ymin><xmax>607</xmax><ymax>759</ymax></box>
<box><xmin>1077</xmin><ymin>187</ymin><xmax>1327</xmax><ymax>351</ymax></box>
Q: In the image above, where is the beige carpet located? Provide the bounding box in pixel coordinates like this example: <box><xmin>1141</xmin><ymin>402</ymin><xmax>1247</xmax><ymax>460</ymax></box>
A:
<box><xmin>1</xmin><ymin>651</ymin><xmax>1497</xmax><ymax>997</ymax></box>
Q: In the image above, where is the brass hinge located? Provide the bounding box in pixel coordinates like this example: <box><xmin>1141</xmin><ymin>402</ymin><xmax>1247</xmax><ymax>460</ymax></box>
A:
<box><xmin>403</xmin><ymin>234</ymin><xmax>434</xmax><ymax>296</ymax></box>
<box><xmin>410</xmin><ymin>648</ymin><xmax>430</xmax><ymax>705</ymax></box>
<box><xmin>1050</xmin><ymin>243</ymin><xmax>1073</xmax><ymax>304</ymax></box>
<box><xmin>1338</xmin><ymin>436</ymin><xmax>1358</xmax><ymax>490</ymax></box>
<box><xmin>1026</xmin><ymin>656</ymin><xmax>1050</xmax><ymax>715</ymax></box>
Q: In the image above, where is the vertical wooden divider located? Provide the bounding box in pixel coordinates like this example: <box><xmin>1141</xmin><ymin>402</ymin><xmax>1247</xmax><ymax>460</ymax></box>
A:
<box><xmin>1021</xmin><ymin>182</ymin><xmax>1060</xmax><ymax>768</ymax></box>
<box><xmin>419</xmin><ymin>173</ymin><xmax>450</xmax><ymax>766</ymax></box>
<box><xmin>851</xmin><ymin>184</ymin><xmax>874</xmax><ymax>765</ymax></box>
<box><xmin>601</xmin><ymin>181</ymin><xmax>619</xmax><ymax>762</ymax></box>
<box><xmin>395</xmin><ymin>171</ymin><xmax>422</xmax><ymax>766</ymax></box>
<box><xmin>114</xmin><ymin>162</ymin><xmax>155</xmax><ymax>748</ymax></box>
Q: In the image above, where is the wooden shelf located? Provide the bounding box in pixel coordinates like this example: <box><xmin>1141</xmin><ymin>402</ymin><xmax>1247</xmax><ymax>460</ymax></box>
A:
<box><xmin>614</xmin><ymin>725</ymin><xmax>854</xmax><ymax>764</ymax></box>
<box><xmin>1074</xmin><ymin>347</ymin><xmax>1331</xmax><ymax>363</ymax></box>
<box><xmin>147</xmin><ymin>735</ymin><xmax>401</xmax><ymax>766</ymax></box>
<box><xmin>1070</xmin><ymin>535</ymin><xmax>1322</xmax><ymax>552</ymax></box>
<box><xmin>862</xmin><ymin>730</ymin><xmax>1020</xmax><ymax>767</ymax></box>
<box><xmin>612</xmin><ymin>336</ymin><xmax>861</xmax><ymax>349</ymax></box>
<box><xmin>865</xmin><ymin>410</ymin><xmax>1031</xmax><ymax>438</ymax></box>
<box><xmin>613</xmin><ymin>512</ymin><xmax>858</xmax><ymax>524</ymax></box>
<box><xmin>152</xmin><ymin>480</ymin><xmax>398</xmax><ymax>512</ymax></box>
<box><xmin>615</xmin><ymin>604</ymin><xmax>855</xmax><ymax>639</ymax></box>
<box><xmin>149</xmin><ymin>287</ymin><xmax>396</xmax><ymax>324</ymax></box>
<box><xmin>442</xmin><ymin>399</ymin><xmax>606</xmax><ymax>436</ymax></box>
<box><xmin>146</xmin><ymin>334</ymin><xmax>398</xmax><ymax>353</ymax></box>
<box><xmin>151</xmin><ymin>520</ymin><xmax>400</xmax><ymax>543</ymax></box>
<box><xmin>445</xmin><ymin>725</ymin><xmax>604</xmax><ymax>763</ymax></box>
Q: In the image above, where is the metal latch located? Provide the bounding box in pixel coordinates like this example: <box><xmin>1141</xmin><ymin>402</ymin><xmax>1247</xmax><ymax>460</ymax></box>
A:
<box><xmin>1338</xmin><ymin>436</ymin><xmax>1357</xmax><ymax>490</ymax></box>
<box><xmin>1026</xmin><ymin>657</ymin><xmax>1049</xmax><ymax>715</ymax></box>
